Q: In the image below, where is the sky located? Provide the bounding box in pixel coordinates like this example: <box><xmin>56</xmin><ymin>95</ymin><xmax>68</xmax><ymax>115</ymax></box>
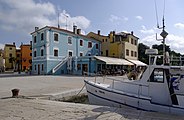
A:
<box><xmin>0</xmin><ymin>0</ymin><xmax>184</xmax><ymax>54</ymax></box>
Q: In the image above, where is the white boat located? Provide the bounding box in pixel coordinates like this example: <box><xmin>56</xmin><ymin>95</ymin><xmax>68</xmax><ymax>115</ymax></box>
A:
<box><xmin>84</xmin><ymin>54</ymin><xmax>184</xmax><ymax>115</ymax></box>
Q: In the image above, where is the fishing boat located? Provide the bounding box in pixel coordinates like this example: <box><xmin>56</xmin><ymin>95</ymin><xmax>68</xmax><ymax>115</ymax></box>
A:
<box><xmin>84</xmin><ymin>50</ymin><xmax>184</xmax><ymax>115</ymax></box>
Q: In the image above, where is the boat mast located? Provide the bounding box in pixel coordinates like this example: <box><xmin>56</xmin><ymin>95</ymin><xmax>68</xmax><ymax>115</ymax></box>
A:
<box><xmin>160</xmin><ymin>17</ymin><xmax>168</xmax><ymax>65</ymax></box>
<box><xmin>155</xmin><ymin>0</ymin><xmax>168</xmax><ymax>65</ymax></box>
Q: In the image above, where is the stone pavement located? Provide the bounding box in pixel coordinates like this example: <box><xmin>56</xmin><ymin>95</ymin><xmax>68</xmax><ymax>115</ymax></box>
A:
<box><xmin>0</xmin><ymin>75</ymin><xmax>184</xmax><ymax>120</ymax></box>
<box><xmin>0</xmin><ymin>98</ymin><xmax>184</xmax><ymax>120</ymax></box>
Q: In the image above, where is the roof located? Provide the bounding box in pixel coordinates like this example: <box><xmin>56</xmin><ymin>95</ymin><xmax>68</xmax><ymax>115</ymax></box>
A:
<box><xmin>31</xmin><ymin>26</ymin><xmax>102</xmax><ymax>42</ymax></box>
<box><xmin>94</xmin><ymin>56</ymin><xmax>133</xmax><ymax>65</ymax></box>
<box><xmin>5</xmin><ymin>44</ymin><xmax>16</xmax><ymax>47</ymax></box>
<box><xmin>116</xmin><ymin>32</ymin><xmax>139</xmax><ymax>39</ymax></box>
<box><xmin>127</xmin><ymin>59</ymin><xmax>147</xmax><ymax>66</ymax></box>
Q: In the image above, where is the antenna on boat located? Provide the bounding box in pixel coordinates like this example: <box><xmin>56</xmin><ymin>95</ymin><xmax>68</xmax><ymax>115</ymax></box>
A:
<box><xmin>154</xmin><ymin>0</ymin><xmax>168</xmax><ymax>65</ymax></box>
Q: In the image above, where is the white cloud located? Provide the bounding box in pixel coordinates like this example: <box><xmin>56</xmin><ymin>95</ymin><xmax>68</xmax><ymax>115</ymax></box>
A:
<box><xmin>135</xmin><ymin>16</ymin><xmax>143</xmax><ymax>20</ymax></box>
<box><xmin>59</xmin><ymin>10</ymin><xmax>90</xmax><ymax>31</ymax></box>
<box><xmin>140</xmin><ymin>34</ymin><xmax>184</xmax><ymax>54</ymax></box>
<box><xmin>109</xmin><ymin>15</ymin><xmax>128</xmax><ymax>23</ymax></box>
<box><xmin>174</xmin><ymin>23</ymin><xmax>184</xmax><ymax>30</ymax></box>
<box><xmin>0</xmin><ymin>0</ymin><xmax>90</xmax><ymax>33</ymax></box>
<box><xmin>140</xmin><ymin>25</ymin><xmax>155</xmax><ymax>34</ymax></box>
<box><xmin>0</xmin><ymin>43</ymin><xmax>4</xmax><ymax>50</ymax></box>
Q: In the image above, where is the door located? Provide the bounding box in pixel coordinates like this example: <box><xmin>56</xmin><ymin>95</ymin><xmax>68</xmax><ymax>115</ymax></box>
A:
<box><xmin>82</xmin><ymin>64</ymin><xmax>88</xmax><ymax>75</ymax></box>
<box><xmin>38</xmin><ymin>64</ymin><xmax>40</xmax><ymax>75</ymax></box>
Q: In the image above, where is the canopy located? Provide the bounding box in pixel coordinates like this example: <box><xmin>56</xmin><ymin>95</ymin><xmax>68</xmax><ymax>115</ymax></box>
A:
<box><xmin>94</xmin><ymin>56</ymin><xmax>133</xmax><ymax>65</ymax></box>
<box><xmin>127</xmin><ymin>59</ymin><xmax>147</xmax><ymax>66</ymax></box>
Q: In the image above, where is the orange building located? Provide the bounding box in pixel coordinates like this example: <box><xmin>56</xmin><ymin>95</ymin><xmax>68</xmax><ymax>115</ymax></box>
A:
<box><xmin>20</xmin><ymin>44</ymin><xmax>32</xmax><ymax>71</ymax></box>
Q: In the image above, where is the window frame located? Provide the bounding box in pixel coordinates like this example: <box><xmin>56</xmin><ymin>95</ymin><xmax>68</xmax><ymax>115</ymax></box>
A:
<box><xmin>41</xmin><ymin>33</ymin><xmax>44</xmax><ymax>41</ymax></box>
<box><xmin>54</xmin><ymin>33</ymin><xmax>59</xmax><ymax>42</ymax></box>
<box><xmin>54</xmin><ymin>49</ymin><xmax>59</xmax><ymax>57</ymax></box>
<box><xmin>68</xmin><ymin>36</ymin><xmax>72</xmax><ymax>45</ymax></box>
<box><xmin>34</xmin><ymin>36</ymin><xmax>37</xmax><ymax>43</ymax></box>
<box><xmin>88</xmin><ymin>42</ymin><xmax>92</xmax><ymax>48</ymax></box>
<box><xmin>126</xmin><ymin>49</ymin><xmax>129</xmax><ymax>56</ymax></box>
<box><xmin>80</xmin><ymin>39</ymin><xmax>83</xmax><ymax>46</ymax></box>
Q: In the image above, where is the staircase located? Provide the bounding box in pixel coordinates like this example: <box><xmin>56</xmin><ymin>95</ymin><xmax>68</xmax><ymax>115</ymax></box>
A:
<box><xmin>52</xmin><ymin>56</ymin><xmax>69</xmax><ymax>74</ymax></box>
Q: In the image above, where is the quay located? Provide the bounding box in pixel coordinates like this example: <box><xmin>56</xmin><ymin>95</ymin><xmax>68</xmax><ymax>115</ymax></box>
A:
<box><xmin>0</xmin><ymin>75</ymin><xmax>184</xmax><ymax>120</ymax></box>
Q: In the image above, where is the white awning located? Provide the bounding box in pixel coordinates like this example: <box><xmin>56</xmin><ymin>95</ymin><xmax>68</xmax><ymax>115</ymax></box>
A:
<box><xmin>94</xmin><ymin>56</ymin><xmax>133</xmax><ymax>65</ymax></box>
<box><xmin>127</xmin><ymin>59</ymin><xmax>147</xmax><ymax>66</ymax></box>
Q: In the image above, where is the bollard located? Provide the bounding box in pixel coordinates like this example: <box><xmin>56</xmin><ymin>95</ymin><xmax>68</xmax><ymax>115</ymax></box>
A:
<box><xmin>11</xmin><ymin>89</ymin><xmax>20</xmax><ymax>97</ymax></box>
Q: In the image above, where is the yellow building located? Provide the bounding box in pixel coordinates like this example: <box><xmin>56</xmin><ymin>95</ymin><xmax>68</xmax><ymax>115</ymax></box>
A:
<box><xmin>4</xmin><ymin>43</ymin><xmax>16</xmax><ymax>71</ymax></box>
<box><xmin>87</xmin><ymin>31</ymin><xmax>139</xmax><ymax>60</ymax></box>
<box><xmin>109</xmin><ymin>31</ymin><xmax>138</xmax><ymax>60</ymax></box>
<box><xmin>87</xmin><ymin>30</ymin><xmax>110</xmax><ymax>56</ymax></box>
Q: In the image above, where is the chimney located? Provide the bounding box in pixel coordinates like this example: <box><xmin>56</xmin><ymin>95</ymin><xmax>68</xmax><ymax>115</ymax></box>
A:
<box><xmin>73</xmin><ymin>25</ymin><xmax>77</xmax><ymax>34</ymax></box>
<box><xmin>113</xmin><ymin>31</ymin><xmax>115</xmax><ymax>36</ymax></box>
<box><xmin>97</xmin><ymin>30</ymin><xmax>100</xmax><ymax>35</ymax></box>
<box><xmin>35</xmin><ymin>27</ymin><xmax>39</xmax><ymax>31</ymax></box>
<box><xmin>13</xmin><ymin>42</ymin><xmax>15</xmax><ymax>46</ymax></box>
<box><xmin>77</xmin><ymin>29</ymin><xmax>81</xmax><ymax>34</ymax></box>
<box><xmin>131</xmin><ymin>31</ymin><xmax>133</xmax><ymax>35</ymax></box>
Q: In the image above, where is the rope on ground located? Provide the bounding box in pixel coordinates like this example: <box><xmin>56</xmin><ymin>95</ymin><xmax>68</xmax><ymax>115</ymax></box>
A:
<box><xmin>76</xmin><ymin>84</ymin><xmax>86</xmax><ymax>96</ymax></box>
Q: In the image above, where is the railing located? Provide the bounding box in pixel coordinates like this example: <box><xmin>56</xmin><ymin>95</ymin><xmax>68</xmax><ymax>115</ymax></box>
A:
<box><xmin>52</xmin><ymin>56</ymin><xmax>69</xmax><ymax>73</ymax></box>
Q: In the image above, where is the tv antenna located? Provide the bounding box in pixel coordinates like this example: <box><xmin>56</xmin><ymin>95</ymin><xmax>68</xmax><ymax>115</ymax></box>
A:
<box><xmin>154</xmin><ymin>0</ymin><xmax>168</xmax><ymax>65</ymax></box>
<box><xmin>57</xmin><ymin>7</ymin><xmax>60</xmax><ymax>28</ymax></box>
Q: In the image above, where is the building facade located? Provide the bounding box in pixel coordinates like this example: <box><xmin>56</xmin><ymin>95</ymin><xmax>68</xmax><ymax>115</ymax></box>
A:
<box><xmin>87</xmin><ymin>31</ymin><xmax>139</xmax><ymax>60</ymax></box>
<box><xmin>0</xmin><ymin>49</ymin><xmax>5</xmax><ymax>72</ymax></box>
<box><xmin>31</xmin><ymin>26</ymin><xmax>101</xmax><ymax>75</ymax></box>
<box><xmin>20</xmin><ymin>44</ymin><xmax>32</xmax><ymax>71</ymax></box>
<box><xmin>15</xmin><ymin>49</ymin><xmax>21</xmax><ymax>72</ymax></box>
<box><xmin>4</xmin><ymin>43</ymin><xmax>16</xmax><ymax>71</ymax></box>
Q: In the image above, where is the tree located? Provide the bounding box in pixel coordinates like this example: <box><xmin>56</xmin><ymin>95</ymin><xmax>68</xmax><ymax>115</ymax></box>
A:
<box><xmin>138</xmin><ymin>43</ymin><xmax>149</xmax><ymax>64</ymax></box>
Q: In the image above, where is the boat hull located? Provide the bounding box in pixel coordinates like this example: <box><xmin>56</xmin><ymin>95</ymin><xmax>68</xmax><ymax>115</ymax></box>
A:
<box><xmin>84</xmin><ymin>80</ymin><xmax>184</xmax><ymax>115</ymax></box>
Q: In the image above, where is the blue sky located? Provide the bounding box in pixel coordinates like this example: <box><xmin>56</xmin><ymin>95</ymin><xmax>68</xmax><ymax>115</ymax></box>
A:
<box><xmin>1</xmin><ymin>0</ymin><xmax>184</xmax><ymax>54</ymax></box>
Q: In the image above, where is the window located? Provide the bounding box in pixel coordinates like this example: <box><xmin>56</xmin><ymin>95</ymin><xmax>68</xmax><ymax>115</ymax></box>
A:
<box><xmin>134</xmin><ymin>40</ymin><xmax>137</xmax><ymax>45</ymax></box>
<box><xmin>9</xmin><ymin>53</ymin><xmax>12</xmax><ymax>57</ymax></box>
<box><xmin>34</xmin><ymin>36</ymin><xmax>36</xmax><ymax>43</ymax></box>
<box><xmin>23</xmin><ymin>66</ymin><xmax>26</xmax><ymax>71</ymax></box>
<box><xmin>131</xmin><ymin>38</ymin><xmax>134</xmax><ymax>44</ymax></box>
<box><xmin>54</xmin><ymin>33</ymin><xmax>58</xmax><ymax>41</ymax></box>
<box><xmin>77</xmin><ymin>64</ymin><xmax>81</xmax><ymax>70</ymax></box>
<box><xmin>34</xmin><ymin>51</ymin><xmax>36</xmax><ymax>57</ymax></box>
<box><xmin>68</xmin><ymin>37</ymin><xmax>72</xmax><ymax>44</ymax></box>
<box><xmin>69</xmin><ymin>51</ymin><xmax>72</xmax><ymax>57</ymax></box>
<box><xmin>131</xmin><ymin>51</ymin><xmax>134</xmax><ymax>57</ymax></box>
<box><xmin>30</xmin><ymin>53</ymin><xmax>32</xmax><ymax>56</ymax></box>
<box><xmin>102</xmin><ymin>39</ymin><xmax>104</xmax><ymax>42</ymax></box>
<box><xmin>42</xmin><ymin>64</ymin><xmax>44</xmax><ymax>71</ymax></box>
<box><xmin>41</xmin><ymin>49</ymin><xmax>44</xmax><ymax>56</ymax></box>
<box><xmin>96</xmin><ymin>44</ymin><xmax>99</xmax><ymax>49</ymax></box>
<box><xmin>17</xmin><ymin>54</ymin><xmax>20</xmax><ymax>57</ymax></box>
<box><xmin>80</xmin><ymin>40</ymin><xmax>83</xmax><ymax>46</ymax></box>
<box><xmin>126</xmin><ymin>49</ymin><xmax>129</xmax><ymax>56</ymax></box>
<box><xmin>106</xmin><ymin>39</ymin><xmax>107</xmax><ymax>42</ymax></box>
<box><xmin>149</xmin><ymin>68</ymin><xmax>164</xmax><ymax>83</ymax></box>
<box><xmin>34</xmin><ymin>65</ymin><xmax>36</xmax><ymax>71</ymax></box>
<box><xmin>80</xmin><ymin>52</ymin><xmax>83</xmax><ymax>56</ymax></box>
<box><xmin>9</xmin><ymin>47</ymin><xmax>12</xmax><ymax>50</ymax></box>
<box><xmin>41</xmin><ymin>33</ymin><xmax>44</xmax><ymax>41</ymax></box>
<box><xmin>88</xmin><ymin>42</ymin><xmax>92</xmax><ymax>48</ymax></box>
<box><xmin>134</xmin><ymin>51</ymin><xmax>137</xmax><ymax>57</ymax></box>
<box><xmin>54</xmin><ymin>49</ymin><xmax>58</xmax><ymax>57</ymax></box>
<box><xmin>106</xmin><ymin>50</ymin><xmax>108</xmax><ymax>56</ymax></box>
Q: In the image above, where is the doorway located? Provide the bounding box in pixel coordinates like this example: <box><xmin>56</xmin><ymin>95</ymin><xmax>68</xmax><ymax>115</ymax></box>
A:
<box><xmin>82</xmin><ymin>64</ymin><xmax>88</xmax><ymax>75</ymax></box>
<box><xmin>38</xmin><ymin>64</ymin><xmax>40</xmax><ymax>75</ymax></box>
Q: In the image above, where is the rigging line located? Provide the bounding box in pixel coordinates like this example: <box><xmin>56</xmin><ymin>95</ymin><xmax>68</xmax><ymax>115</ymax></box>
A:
<box><xmin>154</xmin><ymin>0</ymin><xmax>159</xmax><ymax>28</ymax></box>
<box><xmin>163</xmin><ymin>0</ymin><xmax>166</xmax><ymax>19</ymax></box>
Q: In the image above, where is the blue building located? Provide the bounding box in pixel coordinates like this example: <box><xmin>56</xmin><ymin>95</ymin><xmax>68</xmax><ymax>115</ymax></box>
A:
<box><xmin>31</xmin><ymin>26</ymin><xmax>101</xmax><ymax>75</ymax></box>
